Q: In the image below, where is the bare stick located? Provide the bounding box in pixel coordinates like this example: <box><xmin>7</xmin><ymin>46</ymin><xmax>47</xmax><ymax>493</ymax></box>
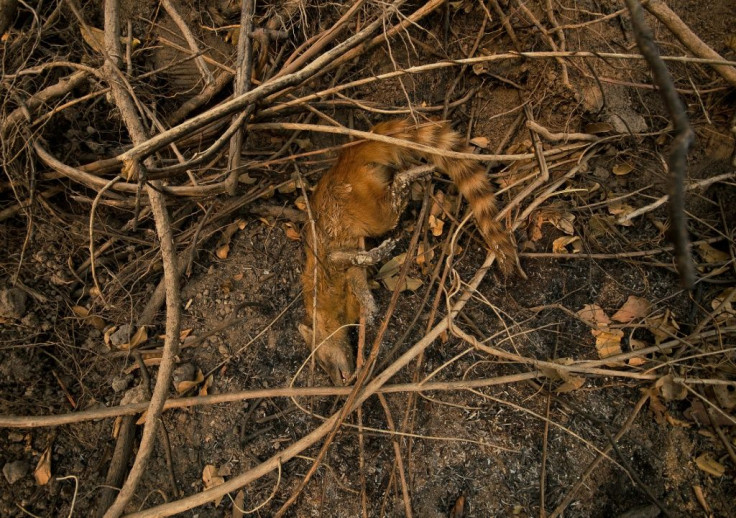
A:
<box><xmin>160</xmin><ymin>0</ymin><xmax>213</xmax><ymax>85</ymax></box>
<box><xmin>617</xmin><ymin>172</ymin><xmax>736</xmax><ymax>224</ymax></box>
<box><xmin>226</xmin><ymin>0</ymin><xmax>255</xmax><ymax>196</ymax></box>
<box><xmin>625</xmin><ymin>0</ymin><xmax>696</xmax><ymax>288</ymax></box>
<box><xmin>644</xmin><ymin>0</ymin><xmax>736</xmax><ymax>86</ymax></box>
<box><xmin>99</xmin><ymin>2</ymin><xmax>182</xmax><ymax>517</ymax></box>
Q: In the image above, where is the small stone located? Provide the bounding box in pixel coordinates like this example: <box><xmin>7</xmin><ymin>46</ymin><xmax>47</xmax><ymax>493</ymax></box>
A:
<box><xmin>172</xmin><ymin>363</ymin><xmax>196</xmax><ymax>387</ymax></box>
<box><xmin>3</xmin><ymin>460</ymin><xmax>30</xmax><ymax>484</ymax></box>
<box><xmin>0</xmin><ymin>288</ymin><xmax>27</xmax><ymax>319</ymax></box>
<box><xmin>109</xmin><ymin>324</ymin><xmax>133</xmax><ymax>347</ymax></box>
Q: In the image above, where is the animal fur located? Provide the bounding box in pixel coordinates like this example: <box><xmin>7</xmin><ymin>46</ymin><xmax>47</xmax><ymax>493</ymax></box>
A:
<box><xmin>300</xmin><ymin>119</ymin><xmax>516</xmax><ymax>385</ymax></box>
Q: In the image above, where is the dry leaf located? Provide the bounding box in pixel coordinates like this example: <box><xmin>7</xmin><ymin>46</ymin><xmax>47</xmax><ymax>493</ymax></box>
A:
<box><xmin>34</xmin><ymin>447</ymin><xmax>52</xmax><ymax>486</ymax></box>
<box><xmin>576</xmin><ymin>304</ymin><xmax>611</xmax><ymax>328</ymax></box>
<box><xmin>199</xmin><ymin>374</ymin><xmax>213</xmax><ymax>397</ymax></box>
<box><xmin>627</xmin><ymin>338</ymin><xmax>648</xmax><ymax>366</ymax></box>
<box><xmin>284</xmin><ymin>222</ymin><xmax>301</xmax><ymax>241</ymax></box>
<box><xmin>711</xmin><ymin>288</ymin><xmax>736</xmax><ymax>325</ymax></box>
<box><xmin>376</xmin><ymin>253</ymin><xmax>407</xmax><ymax>280</ymax></box>
<box><xmin>415</xmin><ymin>243</ymin><xmax>435</xmax><ymax>266</ymax></box>
<box><xmin>294</xmin><ymin>195</ymin><xmax>307</xmax><ymax>211</ymax></box>
<box><xmin>216</xmin><ymin>244</ymin><xmax>230</xmax><ymax>260</ymax></box>
<box><xmin>428</xmin><ymin>214</ymin><xmax>445</xmax><ymax>236</ymax></box>
<box><xmin>655</xmin><ymin>374</ymin><xmax>687</xmax><ymax>402</ymax></box>
<box><xmin>697</xmin><ymin>242</ymin><xmax>729</xmax><ymax>264</ymax></box>
<box><xmin>552</xmin><ymin>236</ymin><xmax>582</xmax><ymax>254</ymax></box>
<box><xmin>608</xmin><ymin>200</ymin><xmax>635</xmax><ymax>226</ymax></box>
<box><xmin>449</xmin><ymin>494</ymin><xmax>466</xmax><ymax>518</ymax></box>
<box><xmin>695</xmin><ymin>453</ymin><xmax>725</xmax><ymax>477</ymax></box>
<box><xmin>238</xmin><ymin>172</ymin><xmax>257</xmax><ymax>185</ymax></box>
<box><xmin>176</xmin><ymin>369</ymin><xmax>205</xmax><ymax>395</ymax></box>
<box><xmin>592</xmin><ymin>328</ymin><xmax>623</xmax><ymax>358</ymax></box>
<box><xmin>555</xmin><ymin>371</ymin><xmax>585</xmax><ymax>393</ymax></box>
<box><xmin>278</xmin><ymin>179</ymin><xmax>297</xmax><ymax>194</ymax></box>
<box><xmin>118</xmin><ymin>326</ymin><xmax>147</xmax><ymax>350</ymax></box>
<box><xmin>232</xmin><ymin>490</ymin><xmax>245</xmax><ymax>518</ymax></box>
<box><xmin>81</xmin><ymin>26</ymin><xmax>140</xmax><ymax>54</ymax></box>
<box><xmin>202</xmin><ymin>464</ymin><xmax>226</xmax><ymax>506</ymax></box>
<box><xmin>470</xmin><ymin>136</ymin><xmax>489</xmax><ymax>148</ymax></box>
<box><xmin>611</xmin><ymin>296</ymin><xmax>651</xmax><ymax>323</ymax></box>
<box><xmin>384</xmin><ymin>275</ymin><xmax>423</xmax><ymax>293</ymax></box>
<box><xmin>71</xmin><ymin>306</ymin><xmax>106</xmax><ymax>331</ymax></box>
<box><xmin>646</xmin><ymin>311</ymin><xmax>679</xmax><ymax>345</ymax></box>
<box><xmin>258</xmin><ymin>217</ymin><xmax>274</xmax><ymax>228</ymax></box>
<box><xmin>612</xmin><ymin>163</ymin><xmax>634</xmax><ymax>176</ymax></box>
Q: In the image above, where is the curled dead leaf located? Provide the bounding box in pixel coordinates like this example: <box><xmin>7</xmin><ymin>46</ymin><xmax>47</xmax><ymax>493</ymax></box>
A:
<box><xmin>646</xmin><ymin>311</ymin><xmax>679</xmax><ymax>345</ymax></box>
<box><xmin>611</xmin><ymin>295</ymin><xmax>651</xmax><ymax>323</ymax></box>
<box><xmin>34</xmin><ymin>446</ymin><xmax>52</xmax><ymax>486</ymax></box>
<box><xmin>576</xmin><ymin>304</ymin><xmax>611</xmax><ymax>328</ymax></box>
<box><xmin>284</xmin><ymin>222</ymin><xmax>301</xmax><ymax>241</ymax></box>
<box><xmin>695</xmin><ymin>453</ymin><xmax>725</xmax><ymax>477</ymax></box>
<box><xmin>469</xmin><ymin>136</ymin><xmax>489</xmax><ymax>149</ymax></box>
<box><xmin>428</xmin><ymin>214</ymin><xmax>445</xmax><ymax>236</ymax></box>
<box><xmin>202</xmin><ymin>464</ymin><xmax>226</xmax><ymax>506</ymax></box>
<box><xmin>216</xmin><ymin>244</ymin><xmax>230</xmax><ymax>260</ymax></box>
<box><xmin>384</xmin><ymin>275</ymin><xmax>423</xmax><ymax>293</ymax></box>
<box><xmin>655</xmin><ymin>374</ymin><xmax>687</xmax><ymax>402</ymax></box>
<box><xmin>698</xmin><ymin>242</ymin><xmax>729</xmax><ymax>264</ymax></box>
<box><xmin>592</xmin><ymin>328</ymin><xmax>623</xmax><ymax>358</ymax></box>
<box><xmin>552</xmin><ymin>236</ymin><xmax>582</xmax><ymax>254</ymax></box>
<box><xmin>71</xmin><ymin>306</ymin><xmax>107</xmax><ymax>331</ymax></box>
<box><xmin>176</xmin><ymin>368</ymin><xmax>205</xmax><ymax>395</ymax></box>
<box><xmin>612</xmin><ymin>163</ymin><xmax>634</xmax><ymax>176</ymax></box>
<box><xmin>376</xmin><ymin>253</ymin><xmax>407</xmax><ymax>280</ymax></box>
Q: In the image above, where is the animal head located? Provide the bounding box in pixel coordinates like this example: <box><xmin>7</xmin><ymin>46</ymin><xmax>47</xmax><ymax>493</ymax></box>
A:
<box><xmin>298</xmin><ymin>323</ymin><xmax>355</xmax><ymax>386</ymax></box>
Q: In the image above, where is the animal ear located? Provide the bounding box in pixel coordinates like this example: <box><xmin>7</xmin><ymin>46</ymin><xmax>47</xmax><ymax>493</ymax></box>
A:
<box><xmin>298</xmin><ymin>323</ymin><xmax>313</xmax><ymax>344</ymax></box>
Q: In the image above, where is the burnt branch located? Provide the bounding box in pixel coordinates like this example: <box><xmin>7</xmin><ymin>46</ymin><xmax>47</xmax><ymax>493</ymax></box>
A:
<box><xmin>624</xmin><ymin>0</ymin><xmax>696</xmax><ymax>288</ymax></box>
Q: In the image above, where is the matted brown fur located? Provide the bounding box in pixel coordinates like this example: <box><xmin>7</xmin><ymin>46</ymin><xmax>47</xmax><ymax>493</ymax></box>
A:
<box><xmin>301</xmin><ymin>119</ymin><xmax>516</xmax><ymax>384</ymax></box>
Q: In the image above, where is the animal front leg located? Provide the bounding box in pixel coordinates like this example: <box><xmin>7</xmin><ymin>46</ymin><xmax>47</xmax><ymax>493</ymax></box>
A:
<box><xmin>327</xmin><ymin>238</ymin><xmax>397</xmax><ymax>268</ymax></box>
<box><xmin>388</xmin><ymin>164</ymin><xmax>435</xmax><ymax>213</ymax></box>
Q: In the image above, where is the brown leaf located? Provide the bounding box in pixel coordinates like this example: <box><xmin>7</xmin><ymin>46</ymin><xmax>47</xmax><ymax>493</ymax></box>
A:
<box><xmin>232</xmin><ymin>490</ymin><xmax>245</xmax><ymax>518</ymax></box>
<box><xmin>284</xmin><ymin>222</ymin><xmax>301</xmax><ymax>241</ymax></box>
<box><xmin>415</xmin><ymin>243</ymin><xmax>435</xmax><ymax>266</ymax></box>
<box><xmin>203</xmin><ymin>464</ymin><xmax>226</xmax><ymax>506</ymax></box>
<box><xmin>216</xmin><ymin>244</ymin><xmax>230</xmax><ymax>260</ymax></box>
<box><xmin>294</xmin><ymin>195</ymin><xmax>307</xmax><ymax>211</ymax></box>
<box><xmin>592</xmin><ymin>328</ymin><xmax>623</xmax><ymax>358</ymax></box>
<box><xmin>118</xmin><ymin>326</ymin><xmax>148</xmax><ymax>350</ymax></box>
<box><xmin>428</xmin><ymin>214</ymin><xmax>445</xmax><ymax>236</ymax></box>
<box><xmin>470</xmin><ymin>136</ymin><xmax>489</xmax><ymax>148</ymax></box>
<box><xmin>71</xmin><ymin>305</ymin><xmax>107</xmax><ymax>331</ymax></box>
<box><xmin>384</xmin><ymin>275</ymin><xmax>423</xmax><ymax>293</ymax></box>
<box><xmin>34</xmin><ymin>447</ymin><xmax>52</xmax><ymax>486</ymax></box>
<box><xmin>176</xmin><ymin>369</ymin><xmax>205</xmax><ymax>395</ymax></box>
<box><xmin>608</xmin><ymin>201</ymin><xmax>635</xmax><ymax>226</ymax></box>
<box><xmin>376</xmin><ymin>253</ymin><xmax>407</xmax><ymax>280</ymax></box>
<box><xmin>612</xmin><ymin>163</ymin><xmax>634</xmax><ymax>176</ymax></box>
<box><xmin>611</xmin><ymin>296</ymin><xmax>651</xmax><ymax>323</ymax></box>
<box><xmin>449</xmin><ymin>493</ymin><xmax>466</xmax><ymax>518</ymax></box>
<box><xmin>552</xmin><ymin>236</ymin><xmax>582</xmax><ymax>254</ymax></box>
<box><xmin>695</xmin><ymin>453</ymin><xmax>725</xmax><ymax>477</ymax></box>
<box><xmin>697</xmin><ymin>243</ymin><xmax>729</xmax><ymax>264</ymax></box>
<box><xmin>646</xmin><ymin>311</ymin><xmax>679</xmax><ymax>345</ymax></box>
<box><xmin>576</xmin><ymin>304</ymin><xmax>611</xmax><ymax>328</ymax></box>
<box><xmin>655</xmin><ymin>374</ymin><xmax>687</xmax><ymax>402</ymax></box>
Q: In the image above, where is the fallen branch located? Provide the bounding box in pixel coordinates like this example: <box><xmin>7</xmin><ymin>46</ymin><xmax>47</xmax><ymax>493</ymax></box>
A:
<box><xmin>625</xmin><ymin>0</ymin><xmax>696</xmax><ymax>288</ymax></box>
<box><xmin>645</xmin><ymin>0</ymin><xmax>736</xmax><ymax>86</ymax></box>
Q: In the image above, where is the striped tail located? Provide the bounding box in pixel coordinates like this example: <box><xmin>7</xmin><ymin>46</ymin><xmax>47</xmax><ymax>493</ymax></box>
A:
<box><xmin>372</xmin><ymin>119</ymin><xmax>516</xmax><ymax>273</ymax></box>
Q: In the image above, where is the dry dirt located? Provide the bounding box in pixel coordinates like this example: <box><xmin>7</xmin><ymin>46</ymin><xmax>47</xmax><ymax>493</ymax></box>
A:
<box><xmin>1</xmin><ymin>1</ymin><xmax>735</xmax><ymax>517</ymax></box>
